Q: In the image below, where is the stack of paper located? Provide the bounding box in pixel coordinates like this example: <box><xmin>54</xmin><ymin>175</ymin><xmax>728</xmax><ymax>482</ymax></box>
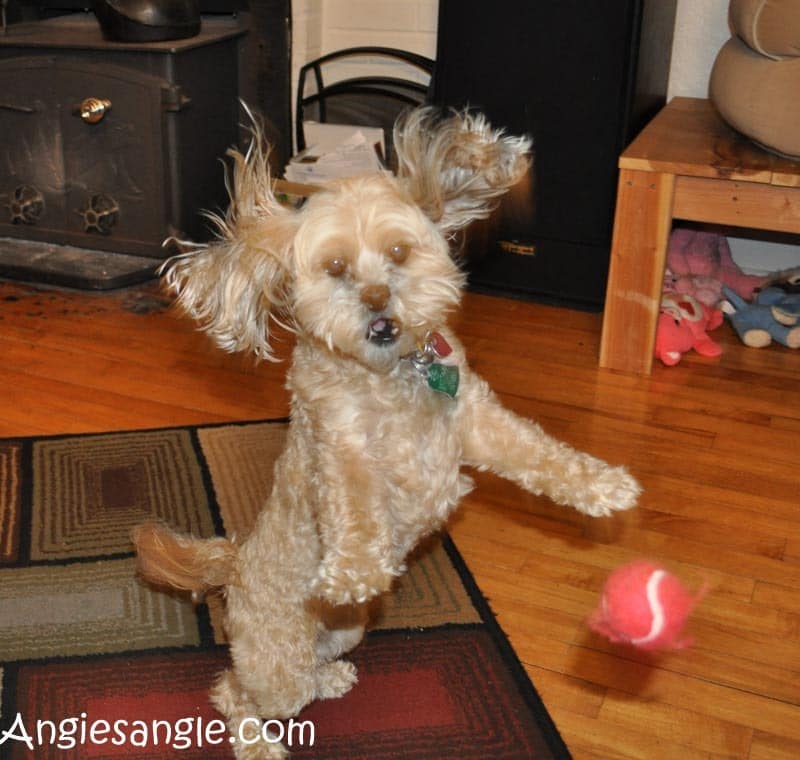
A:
<box><xmin>285</xmin><ymin>122</ymin><xmax>386</xmax><ymax>185</ymax></box>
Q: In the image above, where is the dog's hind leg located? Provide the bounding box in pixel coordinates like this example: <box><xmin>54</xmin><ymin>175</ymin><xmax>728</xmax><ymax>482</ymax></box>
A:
<box><xmin>210</xmin><ymin>670</ymin><xmax>288</xmax><ymax>759</ymax></box>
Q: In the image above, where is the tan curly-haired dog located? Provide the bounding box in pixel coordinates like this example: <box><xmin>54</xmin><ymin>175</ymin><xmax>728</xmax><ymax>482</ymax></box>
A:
<box><xmin>133</xmin><ymin>108</ymin><xmax>640</xmax><ymax>758</ymax></box>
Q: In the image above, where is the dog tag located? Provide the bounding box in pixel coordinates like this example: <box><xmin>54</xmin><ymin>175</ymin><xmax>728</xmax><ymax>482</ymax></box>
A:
<box><xmin>427</xmin><ymin>362</ymin><xmax>459</xmax><ymax>398</ymax></box>
<box><xmin>430</xmin><ymin>331</ymin><xmax>453</xmax><ymax>358</ymax></box>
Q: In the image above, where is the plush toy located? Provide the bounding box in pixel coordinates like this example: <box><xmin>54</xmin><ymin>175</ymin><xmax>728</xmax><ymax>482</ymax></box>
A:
<box><xmin>588</xmin><ymin>560</ymin><xmax>702</xmax><ymax>650</ymax></box>
<box><xmin>654</xmin><ymin>293</ymin><xmax>724</xmax><ymax>366</ymax></box>
<box><xmin>662</xmin><ymin>267</ymin><xmax>726</xmax><ymax>309</ymax></box>
<box><xmin>666</xmin><ymin>228</ymin><xmax>800</xmax><ymax>307</ymax></box>
<box><xmin>721</xmin><ymin>286</ymin><xmax>800</xmax><ymax>349</ymax></box>
<box><xmin>765</xmin><ymin>288</ymin><xmax>800</xmax><ymax>326</ymax></box>
<box><xmin>666</xmin><ymin>229</ymin><xmax>769</xmax><ymax>306</ymax></box>
<box><xmin>769</xmin><ymin>273</ymin><xmax>800</xmax><ymax>294</ymax></box>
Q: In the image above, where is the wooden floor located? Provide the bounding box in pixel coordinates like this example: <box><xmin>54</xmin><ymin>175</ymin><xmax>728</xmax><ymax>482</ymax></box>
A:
<box><xmin>1</xmin><ymin>277</ymin><xmax>798</xmax><ymax>759</ymax></box>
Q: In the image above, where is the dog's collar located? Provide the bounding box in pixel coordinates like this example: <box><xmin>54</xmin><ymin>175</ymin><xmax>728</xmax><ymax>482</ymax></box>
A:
<box><xmin>404</xmin><ymin>330</ymin><xmax>459</xmax><ymax>398</ymax></box>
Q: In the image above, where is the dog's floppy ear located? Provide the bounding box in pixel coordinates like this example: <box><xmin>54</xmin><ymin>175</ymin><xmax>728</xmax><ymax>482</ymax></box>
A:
<box><xmin>162</xmin><ymin>127</ymin><xmax>298</xmax><ymax>361</ymax></box>
<box><xmin>393</xmin><ymin>107</ymin><xmax>532</xmax><ymax>236</ymax></box>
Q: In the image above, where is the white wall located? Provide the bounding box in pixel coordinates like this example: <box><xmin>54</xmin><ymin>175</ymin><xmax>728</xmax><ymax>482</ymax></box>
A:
<box><xmin>667</xmin><ymin>0</ymin><xmax>730</xmax><ymax>98</ymax></box>
<box><xmin>321</xmin><ymin>0</ymin><xmax>438</xmax><ymax>54</ymax></box>
<box><xmin>291</xmin><ymin>0</ymin><xmax>437</xmax><ymax>148</ymax></box>
<box><xmin>293</xmin><ymin>0</ymin><xmax>800</xmax><ymax>274</ymax></box>
<box><xmin>292</xmin><ymin>0</ymin><xmax>437</xmax><ymax>78</ymax></box>
<box><xmin>291</xmin><ymin>0</ymin><xmax>324</xmax><ymax>123</ymax></box>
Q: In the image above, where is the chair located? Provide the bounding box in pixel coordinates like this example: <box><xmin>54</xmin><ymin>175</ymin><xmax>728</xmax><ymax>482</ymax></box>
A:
<box><xmin>295</xmin><ymin>47</ymin><xmax>434</xmax><ymax>168</ymax></box>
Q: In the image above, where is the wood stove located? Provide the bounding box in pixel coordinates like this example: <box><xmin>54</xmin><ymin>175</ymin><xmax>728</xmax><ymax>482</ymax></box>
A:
<box><xmin>0</xmin><ymin>11</ymin><xmax>246</xmax><ymax>288</ymax></box>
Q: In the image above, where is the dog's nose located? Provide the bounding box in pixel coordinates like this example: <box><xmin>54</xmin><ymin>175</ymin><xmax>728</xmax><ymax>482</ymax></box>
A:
<box><xmin>360</xmin><ymin>284</ymin><xmax>391</xmax><ymax>312</ymax></box>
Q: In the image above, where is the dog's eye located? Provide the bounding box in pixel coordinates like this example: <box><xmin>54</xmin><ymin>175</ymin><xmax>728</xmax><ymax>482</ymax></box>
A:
<box><xmin>387</xmin><ymin>243</ymin><xmax>411</xmax><ymax>264</ymax></box>
<box><xmin>325</xmin><ymin>257</ymin><xmax>348</xmax><ymax>277</ymax></box>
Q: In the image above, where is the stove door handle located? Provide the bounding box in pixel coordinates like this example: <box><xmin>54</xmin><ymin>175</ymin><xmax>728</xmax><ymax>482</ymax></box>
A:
<box><xmin>73</xmin><ymin>98</ymin><xmax>112</xmax><ymax>124</ymax></box>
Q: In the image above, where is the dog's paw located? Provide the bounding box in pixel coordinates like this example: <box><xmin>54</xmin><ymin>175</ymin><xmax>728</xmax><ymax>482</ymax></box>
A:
<box><xmin>315</xmin><ymin>659</ymin><xmax>358</xmax><ymax>700</ymax></box>
<box><xmin>313</xmin><ymin>560</ymin><xmax>395</xmax><ymax>606</ymax></box>
<box><xmin>573</xmin><ymin>463</ymin><xmax>641</xmax><ymax>517</ymax></box>
<box><xmin>232</xmin><ymin>725</ymin><xmax>288</xmax><ymax>760</ymax></box>
<box><xmin>236</xmin><ymin>743</ymin><xmax>288</xmax><ymax>760</ymax></box>
<box><xmin>313</xmin><ymin>574</ymin><xmax>387</xmax><ymax>606</ymax></box>
<box><xmin>234</xmin><ymin>743</ymin><xmax>288</xmax><ymax>760</ymax></box>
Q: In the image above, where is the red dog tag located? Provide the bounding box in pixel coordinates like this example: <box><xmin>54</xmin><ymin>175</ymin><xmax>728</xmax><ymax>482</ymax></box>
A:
<box><xmin>430</xmin><ymin>331</ymin><xmax>453</xmax><ymax>358</ymax></box>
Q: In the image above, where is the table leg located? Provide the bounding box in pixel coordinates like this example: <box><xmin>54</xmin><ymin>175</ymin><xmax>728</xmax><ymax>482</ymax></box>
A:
<box><xmin>599</xmin><ymin>169</ymin><xmax>675</xmax><ymax>374</ymax></box>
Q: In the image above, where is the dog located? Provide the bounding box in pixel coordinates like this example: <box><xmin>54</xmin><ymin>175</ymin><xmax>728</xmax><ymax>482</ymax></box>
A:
<box><xmin>132</xmin><ymin>108</ymin><xmax>640</xmax><ymax>758</ymax></box>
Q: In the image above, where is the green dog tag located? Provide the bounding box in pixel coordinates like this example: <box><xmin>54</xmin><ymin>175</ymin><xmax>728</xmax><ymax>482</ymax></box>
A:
<box><xmin>427</xmin><ymin>363</ymin><xmax>459</xmax><ymax>398</ymax></box>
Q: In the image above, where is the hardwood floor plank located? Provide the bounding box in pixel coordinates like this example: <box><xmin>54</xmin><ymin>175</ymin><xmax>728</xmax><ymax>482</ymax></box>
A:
<box><xmin>549</xmin><ymin>703</ymin><xmax>731</xmax><ymax>760</ymax></box>
<box><xmin>529</xmin><ymin>667</ymin><xmax>606</xmax><ymax>723</ymax></box>
<box><xmin>570</xmin><ymin>646</ymin><xmax>800</xmax><ymax>740</ymax></box>
<box><xmin>599</xmin><ymin>692</ymin><xmax>754</xmax><ymax>757</ymax></box>
<box><xmin>753</xmin><ymin>581</ymin><xmax>800</xmax><ymax>612</ymax></box>
<box><xmin>749</xmin><ymin>730</ymin><xmax>800</xmax><ymax>760</ymax></box>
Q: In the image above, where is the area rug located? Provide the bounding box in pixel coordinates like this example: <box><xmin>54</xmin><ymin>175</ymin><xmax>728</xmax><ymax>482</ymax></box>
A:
<box><xmin>0</xmin><ymin>420</ymin><xmax>570</xmax><ymax>759</ymax></box>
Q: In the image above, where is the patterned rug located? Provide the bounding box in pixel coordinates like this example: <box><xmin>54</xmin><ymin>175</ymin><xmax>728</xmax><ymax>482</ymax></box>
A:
<box><xmin>0</xmin><ymin>421</ymin><xmax>570</xmax><ymax>759</ymax></box>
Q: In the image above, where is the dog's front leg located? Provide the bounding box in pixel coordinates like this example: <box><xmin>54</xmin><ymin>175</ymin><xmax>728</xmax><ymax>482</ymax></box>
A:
<box><xmin>312</xmin><ymin>448</ymin><xmax>399</xmax><ymax>606</ymax></box>
<box><xmin>458</xmin><ymin>377</ymin><xmax>641</xmax><ymax>516</ymax></box>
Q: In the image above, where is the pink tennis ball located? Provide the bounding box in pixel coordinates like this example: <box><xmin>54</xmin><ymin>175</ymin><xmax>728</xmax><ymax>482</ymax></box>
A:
<box><xmin>588</xmin><ymin>560</ymin><xmax>700</xmax><ymax>650</ymax></box>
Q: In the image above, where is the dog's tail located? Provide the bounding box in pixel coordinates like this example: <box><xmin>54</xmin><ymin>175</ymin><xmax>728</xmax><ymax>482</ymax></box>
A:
<box><xmin>132</xmin><ymin>523</ymin><xmax>237</xmax><ymax>594</ymax></box>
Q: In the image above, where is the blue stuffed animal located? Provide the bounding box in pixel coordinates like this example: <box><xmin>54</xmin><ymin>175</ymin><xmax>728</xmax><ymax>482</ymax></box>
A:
<box><xmin>721</xmin><ymin>286</ymin><xmax>800</xmax><ymax>349</ymax></box>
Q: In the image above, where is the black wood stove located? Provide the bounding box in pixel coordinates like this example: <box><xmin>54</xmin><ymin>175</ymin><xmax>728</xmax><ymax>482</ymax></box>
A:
<box><xmin>0</xmin><ymin>11</ymin><xmax>246</xmax><ymax>288</ymax></box>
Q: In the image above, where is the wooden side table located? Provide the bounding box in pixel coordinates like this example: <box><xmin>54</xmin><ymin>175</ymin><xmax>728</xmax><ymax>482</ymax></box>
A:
<box><xmin>599</xmin><ymin>97</ymin><xmax>800</xmax><ymax>374</ymax></box>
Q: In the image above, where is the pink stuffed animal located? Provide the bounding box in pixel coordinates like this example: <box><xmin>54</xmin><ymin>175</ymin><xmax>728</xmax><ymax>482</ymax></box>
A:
<box><xmin>665</xmin><ymin>229</ymin><xmax>768</xmax><ymax>307</ymax></box>
<box><xmin>662</xmin><ymin>268</ymin><xmax>727</xmax><ymax>309</ymax></box>
<box><xmin>655</xmin><ymin>293</ymin><xmax>724</xmax><ymax>366</ymax></box>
